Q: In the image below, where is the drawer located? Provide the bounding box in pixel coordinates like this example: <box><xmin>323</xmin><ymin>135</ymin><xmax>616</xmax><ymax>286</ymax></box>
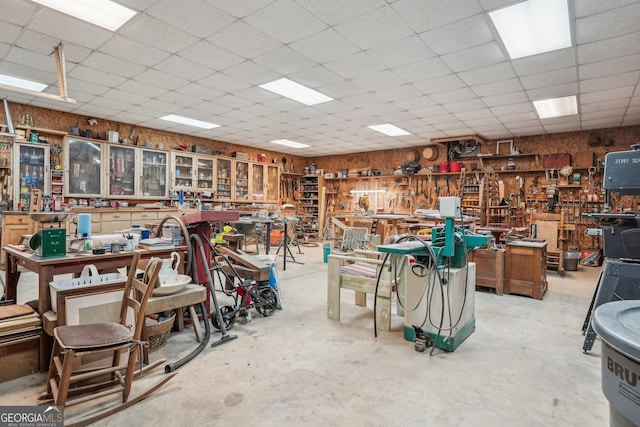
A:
<box><xmin>132</xmin><ymin>211</ymin><xmax>158</xmax><ymax>221</ymax></box>
<box><xmin>101</xmin><ymin>221</ymin><xmax>129</xmax><ymax>234</ymax></box>
<box><xmin>2</xmin><ymin>214</ymin><xmax>32</xmax><ymax>225</ymax></box>
<box><xmin>101</xmin><ymin>212</ymin><xmax>132</xmax><ymax>222</ymax></box>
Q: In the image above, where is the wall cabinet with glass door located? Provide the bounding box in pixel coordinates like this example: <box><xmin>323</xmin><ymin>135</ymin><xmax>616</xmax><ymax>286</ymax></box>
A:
<box><xmin>140</xmin><ymin>148</ymin><xmax>169</xmax><ymax>199</ymax></box>
<box><xmin>235</xmin><ymin>160</ymin><xmax>250</xmax><ymax>201</ymax></box>
<box><xmin>195</xmin><ymin>156</ymin><xmax>215</xmax><ymax>195</ymax></box>
<box><xmin>13</xmin><ymin>142</ymin><xmax>50</xmax><ymax>211</ymax></box>
<box><xmin>171</xmin><ymin>152</ymin><xmax>196</xmax><ymax>192</ymax></box>
<box><xmin>64</xmin><ymin>136</ymin><xmax>104</xmax><ymax>198</ymax></box>
<box><xmin>265</xmin><ymin>164</ymin><xmax>280</xmax><ymax>203</ymax></box>
<box><xmin>251</xmin><ymin>163</ymin><xmax>265</xmax><ymax>202</ymax></box>
<box><xmin>215</xmin><ymin>157</ymin><xmax>233</xmax><ymax>202</ymax></box>
<box><xmin>107</xmin><ymin>144</ymin><xmax>137</xmax><ymax>198</ymax></box>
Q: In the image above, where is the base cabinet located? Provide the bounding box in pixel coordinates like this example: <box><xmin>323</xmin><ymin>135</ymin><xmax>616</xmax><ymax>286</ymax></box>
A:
<box><xmin>1</xmin><ymin>213</ymin><xmax>38</xmax><ymax>268</ymax></box>
<box><xmin>469</xmin><ymin>248</ymin><xmax>504</xmax><ymax>295</ymax></box>
<box><xmin>505</xmin><ymin>241</ymin><xmax>547</xmax><ymax>300</ymax></box>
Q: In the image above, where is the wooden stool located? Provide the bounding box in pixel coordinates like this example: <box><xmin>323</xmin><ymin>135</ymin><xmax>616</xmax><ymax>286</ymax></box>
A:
<box><xmin>223</xmin><ymin>233</ymin><xmax>245</xmax><ymax>252</ymax></box>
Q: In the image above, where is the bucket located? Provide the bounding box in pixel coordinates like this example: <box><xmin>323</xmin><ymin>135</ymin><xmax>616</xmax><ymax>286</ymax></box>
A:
<box><xmin>564</xmin><ymin>251</ymin><xmax>581</xmax><ymax>271</ymax></box>
<box><xmin>323</xmin><ymin>243</ymin><xmax>331</xmax><ymax>263</ymax></box>
<box><xmin>449</xmin><ymin>161</ymin><xmax>462</xmax><ymax>172</ymax></box>
<box><xmin>439</xmin><ymin>162</ymin><xmax>450</xmax><ymax>172</ymax></box>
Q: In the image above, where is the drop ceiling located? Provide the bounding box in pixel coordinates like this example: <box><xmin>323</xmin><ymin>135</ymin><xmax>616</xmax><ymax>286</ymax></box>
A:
<box><xmin>1</xmin><ymin>0</ymin><xmax>640</xmax><ymax>157</ymax></box>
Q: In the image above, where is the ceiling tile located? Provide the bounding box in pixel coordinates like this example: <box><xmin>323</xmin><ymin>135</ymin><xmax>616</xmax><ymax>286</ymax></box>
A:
<box><xmin>206</xmin><ymin>0</ymin><xmax>277</xmax><ymax>19</ymax></box>
<box><xmin>221</xmin><ymin>60</ymin><xmax>279</xmax><ymax>85</ymax></box>
<box><xmin>179</xmin><ymin>41</ymin><xmax>245</xmax><ymax>71</ymax></box>
<box><xmin>244</xmin><ymin>0</ymin><xmax>328</xmax><ymax>44</ymax></box>
<box><xmin>290</xmin><ymin>28</ymin><xmax>361</xmax><ymax>64</ymax></box>
<box><xmin>579</xmin><ymin>54</ymin><xmax>640</xmax><ymax>80</ymax></box>
<box><xmin>133</xmin><ymin>68</ymin><xmax>190</xmax><ymax>90</ymax></box>
<box><xmin>512</xmin><ymin>49</ymin><xmax>576</xmax><ymax>76</ymax></box>
<box><xmin>471</xmin><ymin>78</ymin><xmax>524</xmax><ymax>97</ymax></box>
<box><xmin>334</xmin><ymin>5</ymin><xmax>414</xmax><ymax>50</ymax></box>
<box><xmin>98</xmin><ymin>35</ymin><xmax>170</xmax><ymax>68</ymax></box>
<box><xmin>28</xmin><ymin>9</ymin><xmax>113</xmax><ymax>49</ymax></box>
<box><xmin>392</xmin><ymin>57</ymin><xmax>451</xmax><ymax>82</ymax></box>
<box><xmin>297</xmin><ymin>0</ymin><xmax>387</xmax><ymax>26</ymax></box>
<box><xmin>253</xmin><ymin>45</ymin><xmax>316</xmax><ymax>75</ymax></box>
<box><xmin>121</xmin><ymin>15</ymin><xmax>199</xmax><ymax>54</ymax></box>
<box><xmin>520</xmin><ymin>68</ymin><xmax>578</xmax><ymax>91</ymax></box>
<box><xmin>457</xmin><ymin>63</ymin><xmax>517</xmax><ymax>86</ymax></box>
<box><xmin>578</xmin><ymin>33</ymin><xmax>640</xmax><ymax>65</ymax></box>
<box><xmin>420</xmin><ymin>15</ymin><xmax>494</xmax><ymax>56</ymax></box>
<box><xmin>207</xmin><ymin>20</ymin><xmax>282</xmax><ymax>59</ymax></box>
<box><xmin>153</xmin><ymin>55</ymin><xmax>215</xmax><ymax>81</ymax></box>
<box><xmin>414</xmin><ymin>75</ymin><xmax>466</xmax><ymax>95</ymax></box>
<box><xmin>575</xmin><ymin>2</ymin><xmax>640</xmax><ymax>45</ymax></box>
<box><xmin>441</xmin><ymin>42</ymin><xmax>506</xmax><ymax>72</ymax></box>
<box><xmin>392</xmin><ymin>0</ymin><xmax>483</xmax><ymax>33</ymax></box>
<box><xmin>147</xmin><ymin>0</ymin><xmax>236</xmax><ymax>38</ymax></box>
<box><xmin>581</xmin><ymin>86</ymin><xmax>635</xmax><ymax>104</ymax></box>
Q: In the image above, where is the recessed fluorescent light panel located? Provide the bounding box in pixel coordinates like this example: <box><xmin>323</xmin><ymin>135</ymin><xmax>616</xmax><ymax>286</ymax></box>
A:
<box><xmin>0</xmin><ymin>74</ymin><xmax>47</xmax><ymax>92</ymax></box>
<box><xmin>160</xmin><ymin>114</ymin><xmax>220</xmax><ymax>129</ymax></box>
<box><xmin>259</xmin><ymin>78</ymin><xmax>333</xmax><ymax>106</ymax></box>
<box><xmin>271</xmin><ymin>139</ymin><xmax>310</xmax><ymax>149</ymax></box>
<box><xmin>489</xmin><ymin>0</ymin><xmax>571</xmax><ymax>59</ymax></box>
<box><xmin>31</xmin><ymin>0</ymin><xmax>137</xmax><ymax>31</ymax></box>
<box><xmin>368</xmin><ymin>124</ymin><xmax>411</xmax><ymax>137</ymax></box>
<box><xmin>533</xmin><ymin>95</ymin><xmax>577</xmax><ymax>119</ymax></box>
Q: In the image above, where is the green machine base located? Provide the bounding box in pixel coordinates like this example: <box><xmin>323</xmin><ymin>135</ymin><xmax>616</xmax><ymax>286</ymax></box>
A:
<box><xmin>404</xmin><ymin>318</ymin><xmax>475</xmax><ymax>352</ymax></box>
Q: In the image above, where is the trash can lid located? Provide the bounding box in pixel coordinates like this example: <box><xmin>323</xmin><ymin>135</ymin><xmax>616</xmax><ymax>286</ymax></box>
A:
<box><xmin>593</xmin><ymin>300</ymin><xmax>640</xmax><ymax>361</ymax></box>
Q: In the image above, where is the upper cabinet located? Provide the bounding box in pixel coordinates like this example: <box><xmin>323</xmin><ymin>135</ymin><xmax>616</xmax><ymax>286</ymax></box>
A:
<box><xmin>171</xmin><ymin>152</ymin><xmax>196</xmax><ymax>192</ymax></box>
<box><xmin>107</xmin><ymin>144</ymin><xmax>137</xmax><ymax>198</ymax></box>
<box><xmin>140</xmin><ymin>148</ymin><xmax>169</xmax><ymax>199</ymax></box>
<box><xmin>64</xmin><ymin>137</ymin><xmax>104</xmax><ymax>198</ymax></box>
<box><xmin>57</xmin><ymin>136</ymin><xmax>279</xmax><ymax>203</ymax></box>
<box><xmin>13</xmin><ymin>142</ymin><xmax>50</xmax><ymax>210</ymax></box>
<box><xmin>215</xmin><ymin>157</ymin><xmax>232</xmax><ymax>201</ymax></box>
<box><xmin>196</xmin><ymin>156</ymin><xmax>215</xmax><ymax>194</ymax></box>
<box><xmin>251</xmin><ymin>163</ymin><xmax>265</xmax><ymax>201</ymax></box>
<box><xmin>266</xmin><ymin>164</ymin><xmax>280</xmax><ymax>202</ymax></box>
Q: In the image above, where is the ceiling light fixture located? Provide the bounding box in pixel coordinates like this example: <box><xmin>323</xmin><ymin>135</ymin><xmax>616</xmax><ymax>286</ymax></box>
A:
<box><xmin>0</xmin><ymin>74</ymin><xmax>47</xmax><ymax>92</ymax></box>
<box><xmin>367</xmin><ymin>124</ymin><xmax>411</xmax><ymax>137</ymax></box>
<box><xmin>31</xmin><ymin>0</ymin><xmax>137</xmax><ymax>31</ymax></box>
<box><xmin>271</xmin><ymin>139</ymin><xmax>310</xmax><ymax>149</ymax></box>
<box><xmin>160</xmin><ymin>114</ymin><xmax>220</xmax><ymax>129</ymax></box>
<box><xmin>533</xmin><ymin>95</ymin><xmax>578</xmax><ymax>119</ymax></box>
<box><xmin>489</xmin><ymin>0</ymin><xmax>571</xmax><ymax>59</ymax></box>
<box><xmin>259</xmin><ymin>78</ymin><xmax>333</xmax><ymax>106</ymax></box>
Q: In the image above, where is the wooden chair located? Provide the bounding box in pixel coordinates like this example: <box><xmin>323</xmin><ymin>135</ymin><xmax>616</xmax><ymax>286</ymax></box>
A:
<box><xmin>42</xmin><ymin>253</ymin><xmax>175</xmax><ymax>423</ymax></box>
<box><xmin>530</xmin><ymin>211</ymin><xmax>566</xmax><ymax>276</ymax></box>
<box><xmin>327</xmin><ymin>250</ymin><xmax>406</xmax><ymax>331</ymax></box>
<box><xmin>331</xmin><ymin>217</ymin><xmax>371</xmax><ymax>253</ymax></box>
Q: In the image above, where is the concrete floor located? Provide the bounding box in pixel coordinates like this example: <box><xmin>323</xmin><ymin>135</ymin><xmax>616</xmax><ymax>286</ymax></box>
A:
<box><xmin>0</xmin><ymin>245</ymin><xmax>609</xmax><ymax>426</ymax></box>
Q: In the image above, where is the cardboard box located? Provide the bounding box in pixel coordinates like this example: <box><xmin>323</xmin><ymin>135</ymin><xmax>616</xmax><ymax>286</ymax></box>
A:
<box><xmin>575</xmin><ymin>151</ymin><xmax>595</xmax><ymax>168</ymax></box>
<box><xmin>0</xmin><ymin>331</ymin><xmax>40</xmax><ymax>382</ymax></box>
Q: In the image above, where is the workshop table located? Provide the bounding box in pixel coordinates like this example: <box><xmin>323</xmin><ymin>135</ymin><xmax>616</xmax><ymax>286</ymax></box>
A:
<box><xmin>332</xmin><ymin>213</ymin><xmax>413</xmax><ymax>243</ymax></box>
<box><xmin>2</xmin><ymin>244</ymin><xmax>186</xmax><ymax>370</ymax></box>
<box><xmin>229</xmin><ymin>218</ymin><xmax>277</xmax><ymax>254</ymax></box>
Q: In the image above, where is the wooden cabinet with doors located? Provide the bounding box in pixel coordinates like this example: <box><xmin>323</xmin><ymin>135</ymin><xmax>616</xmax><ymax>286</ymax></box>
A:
<box><xmin>504</xmin><ymin>240</ymin><xmax>547</xmax><ymax>300</ymax></box>
<box><xmin>1</xmin><ymin>212</ymin><xmax>37</xmax><ymax>267</ymax></box>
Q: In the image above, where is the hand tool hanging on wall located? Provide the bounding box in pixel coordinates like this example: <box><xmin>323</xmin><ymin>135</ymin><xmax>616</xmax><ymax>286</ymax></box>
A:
<box><xmin>432</xmin><ymin>176</ymin><xmax>439</xmax><ymax>208</ymax></box>
<box><xmin>445</xmin><ymin>176</ymin><xmax>450</xmax><ymax>196</ymax></box>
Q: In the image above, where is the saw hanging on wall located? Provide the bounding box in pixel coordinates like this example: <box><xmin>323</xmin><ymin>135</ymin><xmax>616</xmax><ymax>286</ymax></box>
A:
<box><xmin>448</xmin><ymin>139</ymin><xmax>481</xmax><ymax>159</ymax></box>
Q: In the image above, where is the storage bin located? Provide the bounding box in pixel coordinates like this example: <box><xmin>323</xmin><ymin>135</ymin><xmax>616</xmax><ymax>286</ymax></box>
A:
<box><xmin>49</xmin><ymin>265</ymin><xmax>127</xmax><ymax>312</ymax></box>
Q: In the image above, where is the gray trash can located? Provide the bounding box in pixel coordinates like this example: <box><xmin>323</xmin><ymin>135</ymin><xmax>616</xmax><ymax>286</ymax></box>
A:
<box><xmin>592</xmin><ymin>300</ymin><xmax>640</xmax><ymax>427</ymax></box>
<box><xmin>564</xmin><ymin>251</ymin><xmax>581</xmax><ymax>271</ymax></box>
